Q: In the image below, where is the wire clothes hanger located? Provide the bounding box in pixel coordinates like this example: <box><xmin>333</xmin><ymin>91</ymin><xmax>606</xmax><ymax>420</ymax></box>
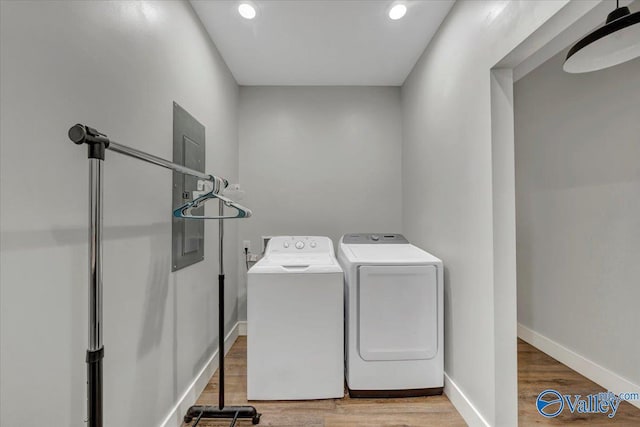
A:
<box><xmin>173</xmin><ymin>176</ymin><xmax>252</xmax><ymax>219</ymax></box>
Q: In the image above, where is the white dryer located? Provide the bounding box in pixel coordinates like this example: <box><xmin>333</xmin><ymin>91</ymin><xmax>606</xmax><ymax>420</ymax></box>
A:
<box><xmin>338</xmin><ymin>233</ymin><xmax>443</xmax><ymax>397</ymax></box>
<box><xmin>247</xmin><ymin>236</ymin><xmax>344</xmax><ymax>400</ymax></box>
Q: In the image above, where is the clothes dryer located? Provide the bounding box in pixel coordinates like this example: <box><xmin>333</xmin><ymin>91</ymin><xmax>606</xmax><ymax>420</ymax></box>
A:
<box><xmin>338</xmin><ymin>233</ymin><xmax>443</xmax><ymax>397</ymax></box>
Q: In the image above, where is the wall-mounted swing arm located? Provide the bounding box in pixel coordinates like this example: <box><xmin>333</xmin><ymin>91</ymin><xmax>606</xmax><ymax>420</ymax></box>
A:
<box><xmin>68</xmin><ymin>124</ymin><xmax>251</xmax><ymax>220</ymax></box>
<box><xmin>68</xmin><ymin>124</ymin><xmax>228</xmax><ymax>186</ymax></box>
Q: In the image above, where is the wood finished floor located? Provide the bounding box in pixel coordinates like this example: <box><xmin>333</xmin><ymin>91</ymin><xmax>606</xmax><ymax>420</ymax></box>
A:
<box><xmin>518</xmin><ymin>339</ymin><xmax>640</xmax><ymax>426</ymax></box>
<box><xmin>183</xmin><ymin>337</ymin><xmax>640</xmax><ymax>426</ymax></box>
<box><xmin>183</xmin><ymin>337</ymin><xmax>465</xmax><ymax>427</ymax></box>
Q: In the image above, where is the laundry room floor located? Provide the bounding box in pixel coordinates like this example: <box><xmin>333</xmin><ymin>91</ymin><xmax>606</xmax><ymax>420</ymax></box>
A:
<box><xmin>185</xmin><ymin>337</ymin><xmax>640</xmax><ymax>426</ymax></box>
<box><xmin>182</xmin><ymin>336</ymin><xmax>466</xmax><ymax>427</ymax></box>
<box><xmin>518</xmin><ymin>339</ymin><xmax>640</xmax><ymax>425</ymax></box>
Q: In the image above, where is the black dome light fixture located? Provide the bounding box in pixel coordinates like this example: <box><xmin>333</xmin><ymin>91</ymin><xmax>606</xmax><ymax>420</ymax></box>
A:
<box><xmin>564</xmin><ymin>0</ymin><xmax>640</xmax><ymax>73</ymax></box>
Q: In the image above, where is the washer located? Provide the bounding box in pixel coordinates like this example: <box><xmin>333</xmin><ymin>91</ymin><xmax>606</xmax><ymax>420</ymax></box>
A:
<box><xmin>247</xmin><ymin>236</ymin><xmax>344</xmax><ymax>400</ymax></box>
<box><xmin>338</xmin><ymin>233</ymin><xmax>443</xmax><ymax>397</ymax></box>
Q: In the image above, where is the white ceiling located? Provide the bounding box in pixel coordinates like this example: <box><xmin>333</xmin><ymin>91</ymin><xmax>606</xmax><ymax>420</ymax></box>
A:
<box><xmin>190</xmin><ymin>0</ymin><xmax>455</xmax><ymax>86</ymax></box>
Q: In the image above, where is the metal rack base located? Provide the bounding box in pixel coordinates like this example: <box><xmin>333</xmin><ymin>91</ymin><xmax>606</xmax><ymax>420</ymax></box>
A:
<box><xmin>184</xmin><ymin>406</ymin><xmax>261</xmax><ymax>426</ymax></box>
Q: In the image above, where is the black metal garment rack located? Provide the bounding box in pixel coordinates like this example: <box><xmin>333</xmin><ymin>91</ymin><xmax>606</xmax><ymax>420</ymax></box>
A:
<box><xmin>182</xmin><ymin>200</ymin><xmax>261</xmax><ymax>426</ymax></box>
<box><xmin>68</xmin><ymin>124</ymin><xmax>260</xmax><ymax>427</ymax></box>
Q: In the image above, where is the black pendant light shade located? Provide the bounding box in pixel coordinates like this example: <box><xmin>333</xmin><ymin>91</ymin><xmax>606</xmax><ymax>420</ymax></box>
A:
<box><xmin>564</xmin><ymin>5</ymin><xmax>640</xmax><ymax>73</ymax></box>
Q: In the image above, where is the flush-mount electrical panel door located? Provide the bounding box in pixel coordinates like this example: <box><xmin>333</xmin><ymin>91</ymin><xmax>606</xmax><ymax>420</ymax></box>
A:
<box><xmin>172</xmin><ymin>102</ymin><xmax>205</xmax><ymax>271</ymax></box>
<box><xmin>358</xmin><ymin>264</ymin><xmax>438</xmax><ymax>361</ymax></box>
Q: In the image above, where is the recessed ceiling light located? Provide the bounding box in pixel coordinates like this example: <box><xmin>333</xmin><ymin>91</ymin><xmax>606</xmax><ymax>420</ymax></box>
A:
<box><xmin>389</xmin><ymin>4</ymin><xmax>407</xmax><ymax>20</ymax></box>
<box><xmin>238</xmin><ymin>2</ymin><xmax>256</xmax><ymax>20</ymax></box>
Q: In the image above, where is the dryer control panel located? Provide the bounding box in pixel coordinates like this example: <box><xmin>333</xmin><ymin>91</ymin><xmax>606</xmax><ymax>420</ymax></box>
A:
<box><xmin>266</xmin><ymin>236</ymin><xmax>334</xmax><ymax>255</ymax></box>
<box><xmin>343</xmin><ymin>233</ymin><xmax>408</xmax><ymax>244</ymax></box>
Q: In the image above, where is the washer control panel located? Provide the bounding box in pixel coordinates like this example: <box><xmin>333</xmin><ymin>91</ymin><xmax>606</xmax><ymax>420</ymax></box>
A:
<box><xmin>266</xmin><ymin>236</ymin><xmax>333</xmax><ymax>254</ymax></box>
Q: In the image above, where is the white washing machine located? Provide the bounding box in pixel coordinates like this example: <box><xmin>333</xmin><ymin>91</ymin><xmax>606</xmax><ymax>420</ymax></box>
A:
<box><xmin>247</xmin><ymin>236</ymin><xmax>344</xmax><ymax>400</ymax></box>
<box><xmin>338</xmin><ymin>233</ymin><xmax>443</xmax><ymax>397</ymax></box>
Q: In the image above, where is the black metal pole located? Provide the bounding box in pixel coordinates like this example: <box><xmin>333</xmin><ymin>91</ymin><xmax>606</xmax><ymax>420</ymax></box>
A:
<box><xmin>219</xmin><ymin>273</ymin><xmax>225</xmax><ymax>410</ymax></box>
<box><xmin>184</xmin><ymin>202</ymin><xmax>260</xmax><ymax>426</ymax></box>
<box><xmin>86</xmin><ymin>347</ymin><xmax>104</xmax><ymax>427</ymax></box>
<box><xmin>218</xmin><ymin>200</ymin><xmax>226</xmax><ymax>410</ymax></box>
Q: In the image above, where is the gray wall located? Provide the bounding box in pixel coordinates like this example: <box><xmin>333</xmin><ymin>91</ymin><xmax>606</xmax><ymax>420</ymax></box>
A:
<box><xmin>237</xmin><ymin>86</ymin><xmax>403</xmax><ymax>319</ymax></box>
<box><xmin>0</xmin><ymin>1</ymin><xmax>239</xmax><ymax>425</ymax></box>
<box><xmin>515</xmin><ymin>51</ymin><xmax>640</xmax><ymax>385</ymax></box>
<box><xmin>401</xmin><ymin>1</ymin><xmax>570</xmax><ymax>424</ymax></box>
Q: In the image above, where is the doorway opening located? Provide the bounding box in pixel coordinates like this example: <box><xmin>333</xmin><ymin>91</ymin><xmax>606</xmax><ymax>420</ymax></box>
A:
<box><xmin>490</xmin><ymin>0</ymin><xmax>640</xmax><ymax>424</ymax></box>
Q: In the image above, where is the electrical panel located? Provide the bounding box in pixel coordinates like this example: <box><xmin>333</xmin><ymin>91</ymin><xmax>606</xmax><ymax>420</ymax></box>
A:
<box><xmin>172</xmin><ymin>102</ymin><xmax>205</xmax><ymax>271</ymax></box>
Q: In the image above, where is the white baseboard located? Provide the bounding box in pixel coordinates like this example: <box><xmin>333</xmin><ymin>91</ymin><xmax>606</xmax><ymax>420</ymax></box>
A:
<box><xmin>159</xmin><ymin>321</ymin><xmax>241</xmax><ymax>427</ymax></box>
<box><xmin>518</xmin><ymin>323</ymin><xmax>640</xmax><ymax>409</ymax></box>
<box><xmin>444</xmin><ymin>372</ymin><xmax>491</xmax><ymax>427</ymax></box>
<box><xmin>238</xmin><ymin>320</ymin><xmax>247</xmax><ymax>336</ymax></box>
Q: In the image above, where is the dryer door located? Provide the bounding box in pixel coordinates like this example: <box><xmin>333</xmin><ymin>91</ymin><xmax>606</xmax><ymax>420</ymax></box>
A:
<box><xmin>358</xmin><ymin>265</ymin><xmax>437</xmax><ymax>361</ymax></box>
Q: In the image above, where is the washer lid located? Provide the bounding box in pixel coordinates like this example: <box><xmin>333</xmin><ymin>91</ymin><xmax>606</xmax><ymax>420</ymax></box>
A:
<box><xmin>249</xmin><ymin>253</ymin><xmax>343</xmax><ymax>274</ymax></box>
